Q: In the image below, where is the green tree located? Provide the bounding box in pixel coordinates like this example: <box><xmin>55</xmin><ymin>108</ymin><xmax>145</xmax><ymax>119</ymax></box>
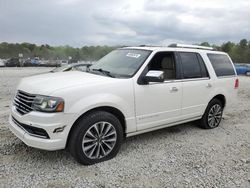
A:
<box><xmin>200</xmin><ymin>42</ymin><xmax>210</xmax><ymax>47</ymax></box>
<box><xmin>221</xmin><ymin>42</ymin><xmax>234</xmax><ymax>53</ymax></box>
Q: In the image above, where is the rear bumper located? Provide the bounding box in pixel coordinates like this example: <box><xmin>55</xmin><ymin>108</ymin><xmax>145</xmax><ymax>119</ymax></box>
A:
<box><xmin>8</xmin><ymin>105</ymin><xmax>76</xmax><ymax>151</ymax></box>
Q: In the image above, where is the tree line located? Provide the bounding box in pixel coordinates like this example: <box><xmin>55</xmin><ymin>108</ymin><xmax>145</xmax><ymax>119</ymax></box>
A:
<box><xmin>0</xmin><ymin>43</ymin><xmax>118</xmax><ymax>62</ymax></box>
<box><xmin>0</xmin><ymin>39</ymin><xmax>250</xmax><ymax>63</ymax></box>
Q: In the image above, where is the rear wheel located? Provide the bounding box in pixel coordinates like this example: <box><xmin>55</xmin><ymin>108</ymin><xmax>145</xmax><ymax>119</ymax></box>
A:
<box><xmin>68</xmin><ymin>111</ymin><xmax>123</xmax><ymax>165</ymax></box>
<box><xmin>246</xmin><ymin>71</ymin><xmax>250</xmax><ymax>76</ymax></box>
<box><xmin>200</xmin><ymin>99</ymin><xmax>223</xmax><ymax>129</ymax></box>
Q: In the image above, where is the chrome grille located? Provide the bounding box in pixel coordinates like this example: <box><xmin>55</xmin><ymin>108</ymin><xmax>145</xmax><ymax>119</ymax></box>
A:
<box><xmin>13</xmin><ymin>90</ymin><xmax>36</xmax><ymax>115</ymax></box>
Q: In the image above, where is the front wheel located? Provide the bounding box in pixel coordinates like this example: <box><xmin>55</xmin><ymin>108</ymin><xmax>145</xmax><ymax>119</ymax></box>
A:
<box><xmin>200</xmin><ymin>99</ymin><xmax>223</xmax><ymax>129</ymax></box>
<box><xmin>68</xmin><ymin>111</ymin><xmax>123</xmax><ymax>165</ymax></box>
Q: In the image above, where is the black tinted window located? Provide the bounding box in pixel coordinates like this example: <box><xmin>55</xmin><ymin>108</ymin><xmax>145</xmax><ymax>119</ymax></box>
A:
<box><xmin>207</xmin><ymin>54</ymin><xmax>235</xmax><ymax>77</ymax></box>
<box><xmin>197</xmin><ymin>54</ymin><xmax>209</xmax><ymax>77</ymax></box>
<box><xmin>180</xmin><ymin>52</ymin><xmax>202</xmax><ymax>79</ymax></box>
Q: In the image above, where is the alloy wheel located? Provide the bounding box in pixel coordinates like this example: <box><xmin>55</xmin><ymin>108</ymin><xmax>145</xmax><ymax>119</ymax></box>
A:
<box><xmin>208</xmin><ymin>104</ymin><xmax>222</xmax><ymax>128</ymax></box>
<box><xmin>82</xmin><ymin>122</ymin><xmax>117</xmax><ymax>159</ymax></box>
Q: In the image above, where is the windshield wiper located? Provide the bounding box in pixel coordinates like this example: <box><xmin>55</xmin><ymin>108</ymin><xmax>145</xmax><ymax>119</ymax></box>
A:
<box><xmin>91</xmin><ymin>68</ymin><xmax>115</xmax><ymax>78</ymax></box>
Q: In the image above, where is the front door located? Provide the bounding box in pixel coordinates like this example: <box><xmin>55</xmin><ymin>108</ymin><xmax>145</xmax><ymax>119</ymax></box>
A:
<box><xmin>134</xmin><ymin>52</ymin><xmax>183</xmax><ymax>131</ymax></box>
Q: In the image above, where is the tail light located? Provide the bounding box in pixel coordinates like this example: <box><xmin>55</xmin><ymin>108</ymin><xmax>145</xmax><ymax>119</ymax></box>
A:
<box><xmin>234</xmin><ymin>78</ymin><xmax>239</xmax><ymax>89</ymax></box>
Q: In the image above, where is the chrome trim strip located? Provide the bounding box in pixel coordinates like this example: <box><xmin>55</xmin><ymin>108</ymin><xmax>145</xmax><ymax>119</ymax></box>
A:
<box><xmin>127</xmin><ymin>115</ymin><xmax>202</xmax><ymax>137</ymax></box>
<box><xmin>16</xmin><ymin>95</ymin><xmax>33</xmax><ymax>103</ymax></box>
<box><xmin>169</xmin><ymin>44</ymin><xmax>214</xmax><ymax>50</ymax></box>
<box><xmin>148</xmin><ymin>77</ymin><xmax>210</xmax><ymax>85</ymax></box>
<box><xmin>14</xmin><ymin>98</ymin><xmax>33</xmax><ymax>110</ymax></box>
<box><xmin>18</xmin><ymin>90</ymin><xmax>36</xmax><ymax>97</ymax></box>
<box><xmin>15</xmin><ymin>96</ymin><xmax>34</xmax><ymax>103</ymax></box>
<box><xmin>13</xmin><ymin>103</ymin><xmax>29</xmax><ymax>114</ymax></box>
<box><xmin>17</xmin><ymin>92</ymin><xmax>36</xmax><ymax>100</ymax></box>
<box><xmin>180</xmin><ymin>77</ymin><xmax>210</xmax><ymax>82</ymax></box>
<box><xmin>217</xmin><ymin>75</ymin><xmax>237</xmax><ymax>79</ymax></box>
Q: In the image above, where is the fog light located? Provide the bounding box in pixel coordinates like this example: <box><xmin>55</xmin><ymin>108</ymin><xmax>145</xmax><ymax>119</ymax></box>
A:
<box><xmin>53</xmin><ymin>126</ymin><xmax>66</xmax><ymax>133</ymax></box>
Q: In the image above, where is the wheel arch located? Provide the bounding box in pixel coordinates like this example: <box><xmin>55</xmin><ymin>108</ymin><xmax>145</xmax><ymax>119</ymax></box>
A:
<box><xmin>210</xmin><ymin>94</ymin><xmax>226</xmax><ymax>107</ymax></box>
<box><xmin>66</xmin><ymin>106</ymin><xmax>126</xmax><ymax>148</ymax></box>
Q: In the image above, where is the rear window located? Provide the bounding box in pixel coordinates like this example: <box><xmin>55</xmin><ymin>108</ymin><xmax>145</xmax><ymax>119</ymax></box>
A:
<box><xmin>207</xmin><ymin>54</ymin><xmax>235</xmax><ymax>77</ymax></box>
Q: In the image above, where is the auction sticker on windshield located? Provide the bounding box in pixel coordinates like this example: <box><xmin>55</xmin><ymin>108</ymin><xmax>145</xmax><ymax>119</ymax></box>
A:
<box><xmin>126</xmin><ymin>53</ymin><xmax>141</xmax><ymax>58</ymax></box>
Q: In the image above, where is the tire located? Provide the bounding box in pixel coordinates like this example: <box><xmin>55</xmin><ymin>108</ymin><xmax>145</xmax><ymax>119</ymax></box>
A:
<box><xmin>246</xmin><ymin>71</ymin><xmax>250</xmax><ymax>76</ymax></box>
<box><xmin>68</xmin><ymin>111</ymin><xmax>123</xmax><ymax>165</ymax></box>
<box><xmin>200</xmin><ymin>99</ymin><xmax>224</xmax><ymax>129</ymax></box>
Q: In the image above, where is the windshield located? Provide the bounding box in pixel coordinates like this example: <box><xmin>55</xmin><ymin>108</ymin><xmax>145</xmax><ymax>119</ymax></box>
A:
<box><xmin>89</xmin><ymin>49</ymin><xmax>151</xmax><ymax>78</ymax></box>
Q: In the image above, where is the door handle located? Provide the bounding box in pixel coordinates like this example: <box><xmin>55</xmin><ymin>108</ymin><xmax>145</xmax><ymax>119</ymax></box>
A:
<box><xmin>206</xmin><ymin>83</ymin><xmax>212</xmax><ymax>88</ymax></box>
<box><xmin>170</xmin><ymin>87</ymin><xmax>178</xmax><ymax>92</ymax></box>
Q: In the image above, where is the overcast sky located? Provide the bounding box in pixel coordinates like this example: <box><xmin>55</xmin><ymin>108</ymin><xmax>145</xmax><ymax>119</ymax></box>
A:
<box><xmin>0</xmin><ymin>0</ymin><xmax>249</xmax><ymax>47</ymax></box>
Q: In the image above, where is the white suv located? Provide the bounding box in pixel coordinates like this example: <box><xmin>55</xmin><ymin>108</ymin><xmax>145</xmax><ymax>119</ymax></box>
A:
<box><xmin>8</xmin><ymin>44</ymin><xmax>238</xmax><ymax>165</ymax></box>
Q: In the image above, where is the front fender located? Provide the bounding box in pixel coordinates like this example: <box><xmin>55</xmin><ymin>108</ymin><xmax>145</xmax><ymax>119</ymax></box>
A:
<box><xmin>66</xmin><ymin>93</ymin><xmax>137</xmax><ymax>133</ymax></box>
<box><xmin>68</xmin><ymin>93</ymin><xmax>131</xmax><ymax>117</ymax></box>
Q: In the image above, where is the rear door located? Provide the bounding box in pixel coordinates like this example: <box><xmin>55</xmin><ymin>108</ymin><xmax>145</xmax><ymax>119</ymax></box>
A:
<box><xmin>178</xmin><ymin>52</ymin><xmax>212</xmax><ymax>119</ymax></box>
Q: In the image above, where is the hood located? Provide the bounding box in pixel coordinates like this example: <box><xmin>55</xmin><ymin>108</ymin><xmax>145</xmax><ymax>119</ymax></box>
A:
<box><xmin>18</xmin><ymin>71</ymin><xmax>115</xmax><ymax>95</ymax></box>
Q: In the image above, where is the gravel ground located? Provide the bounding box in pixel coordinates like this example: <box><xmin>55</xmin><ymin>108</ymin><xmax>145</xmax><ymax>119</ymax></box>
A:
<box><xmin>0</xmin><ymin>67</ymin><xmax>249</xmax><ymax>188</ymax></box>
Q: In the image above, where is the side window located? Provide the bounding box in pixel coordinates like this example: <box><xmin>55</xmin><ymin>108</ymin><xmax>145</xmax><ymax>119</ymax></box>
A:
<box><xmin>179</xmin><ymin>52</ymin><xmax>202</xmax><ymax>79</ymax></box>
<box><xmin>148</xmin><ymin>52</ymin><xmax>177</xmax><ymax>80</ymax></box>
<box><xmin>207</xmin><ymin>54</ymin><xmax>235</xmax><ymax>77</ymax></box>
<box><xmin>197</xmin><ymin>54</ymin><xmax>209</xmax><ymax>77</ymax></box>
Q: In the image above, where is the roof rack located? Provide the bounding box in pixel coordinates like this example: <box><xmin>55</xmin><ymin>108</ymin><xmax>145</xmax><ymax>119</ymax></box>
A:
<box><xmin>168</xmin><ymin>43</ymin><xmax>213</xmax><ymax>50</ymax></box>
<box><xmin>139</xmin><ymin>45</ymin><xmax>161</xmax><ymax>47</ymax></box>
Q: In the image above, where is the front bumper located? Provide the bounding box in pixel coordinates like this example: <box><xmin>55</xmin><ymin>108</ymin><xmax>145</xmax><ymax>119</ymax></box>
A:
<box><xmin>8</xmin><ymin>105</ymin><xmax>75</xmax><ymax>151</ymax></box>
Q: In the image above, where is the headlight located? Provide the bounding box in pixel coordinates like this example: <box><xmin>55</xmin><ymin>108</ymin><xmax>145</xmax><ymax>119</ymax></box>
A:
<box><xmin>32</xmin><ymin>95</ymin><xmax>64</xmax><ymax>112</ymax></box>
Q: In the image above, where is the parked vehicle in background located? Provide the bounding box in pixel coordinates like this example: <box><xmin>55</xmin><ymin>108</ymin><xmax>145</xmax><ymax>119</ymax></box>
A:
<box><xmin>5</xmin><ymin>58</ymin><xmax>20</xmax><ymax>67</ymax></box>
<box><xmin>46</xmin><ymin>60</ymin><xmax>61</xmax><ymax>67</ymax></box>
<box><xmin>0</xmin><ymin>59</ymin><xmax>5</xmax><ymax>67</ymax></box>
<box><xmin>68</xmin><ymin>59</ymin><xmax>78</xmax><ymax>64</ymax></box>
<box><xmin>22</xmin><ymin>59</ymin><xmax>32</xmax><ymax>67</ymax></box>
<box><xmin>31</xmin><ymin>57</ymin><xmax>41</xmax><ymax>66</ymax></box>
<box><xmin>234</xmin><ymin>64</ymin><xmax>250</xmax><ymax>75</ymax></box>
<box><xmin>60</xmin><ymin>60</ymin><xmax>68</xmax><ymax>66</ymax></box>
<box><xmin>50</xmin><ymin>63</ymin><xmax>92</xmax><ymax>73</ymax></box>
<box><xmin>8</xmin><ymin>44</ymin><xmax>238</xmax><ymax>165</ymax></box>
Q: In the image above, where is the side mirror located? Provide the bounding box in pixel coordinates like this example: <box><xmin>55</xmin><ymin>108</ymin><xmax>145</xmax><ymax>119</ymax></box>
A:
<box><xmin>142</xmin><ymin>70</ymin><xmax>164</xmax><ymax>84</ymax></box>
